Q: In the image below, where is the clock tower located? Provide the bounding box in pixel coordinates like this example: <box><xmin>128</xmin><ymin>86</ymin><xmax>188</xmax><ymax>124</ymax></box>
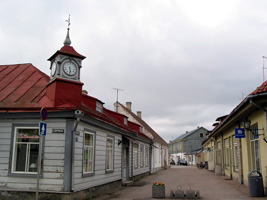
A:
<box><xmin>48</xmin><ymin>16</ymin><xmax>86</xmax><ymax>82</ymax></box>
<box><xmin>46</xmin><ymin>16</ymin><xmax>86</xmax><ymax>108</ymax></box>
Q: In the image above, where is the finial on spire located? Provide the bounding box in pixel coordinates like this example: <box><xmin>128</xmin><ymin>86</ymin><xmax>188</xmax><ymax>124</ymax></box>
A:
<box><xmin>64</xmin><ymin>15</ymin><xmax>71</xmax><ymax>46</ymax></box>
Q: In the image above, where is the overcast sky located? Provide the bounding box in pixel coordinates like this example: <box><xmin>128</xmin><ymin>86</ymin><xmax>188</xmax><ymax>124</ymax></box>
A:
<box><xmin>1</xmin><ymin>0</ymin><xmax>267</xmax><ymax>142</ymax></box>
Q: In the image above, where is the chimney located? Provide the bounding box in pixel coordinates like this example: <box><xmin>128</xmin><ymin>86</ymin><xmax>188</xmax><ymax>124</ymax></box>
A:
<box><xmin>137</xmin><ymin>111</ymin><xmax>142</xmax><ymax>118</ymax></box>
<box><xmin>114</xmin><ymin>102</ymin><xmax>119</xmax><ymax>112</ymax></box>
<box><xmin>126</xmin><ymin>102</ymin><xmax>132</xmax><ymax>111</ymax></box>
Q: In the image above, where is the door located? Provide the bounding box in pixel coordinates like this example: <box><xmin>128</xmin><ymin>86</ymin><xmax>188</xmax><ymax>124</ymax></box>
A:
<box><xmin>122</xmin><ymin>139</ymin><xmax>129</xmax><ymax>181</ymax></box>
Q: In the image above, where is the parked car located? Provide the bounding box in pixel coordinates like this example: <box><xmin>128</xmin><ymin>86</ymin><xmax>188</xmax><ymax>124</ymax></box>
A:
<box><xmin>170</xmin><ymin>159</ymin><xmax>175</xmax><ymax>165</ymax></box>
<box><xmin>178</xmin><ymin>159</ymin><xmax>188</xmax><ymax>166</ymax></box>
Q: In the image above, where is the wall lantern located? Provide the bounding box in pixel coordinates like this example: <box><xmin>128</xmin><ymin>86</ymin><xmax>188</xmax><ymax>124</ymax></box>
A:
<box><xmin>242</xmin><ymin>117</ymin><xmax>251</xmax><ymax>131</ymax></box>
<box><xmin>242</xmin><ymin>116</ymin><xmax>267</xmax><ymax>143</ymax></box>
<box><xmin>118</xmin><ymin>139</ymin><xmax>122</xmax><ymax>146</ymax></box>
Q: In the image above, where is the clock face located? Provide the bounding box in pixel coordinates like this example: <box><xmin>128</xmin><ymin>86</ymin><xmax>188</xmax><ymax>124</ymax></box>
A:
<box><xmin>51</xmin><ymin>62</ymin><xmax>57</xmax><ymax>77</ymax></box>
<box><xmin>63</xmin><ymin>61</ymin><xmax>77</xmax><ymax>76</ymax></box>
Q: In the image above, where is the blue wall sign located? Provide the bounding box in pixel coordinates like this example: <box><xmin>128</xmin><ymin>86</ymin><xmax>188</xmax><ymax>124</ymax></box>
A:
<box><xmin>39</xmin><ymin>122</ymin><xmax>47</xmax><ymax>136</ymax></box>
<box><xmin>235</xmin><ymin>128</ymin><xmax>245</xmax><ymax>138</ymax></box>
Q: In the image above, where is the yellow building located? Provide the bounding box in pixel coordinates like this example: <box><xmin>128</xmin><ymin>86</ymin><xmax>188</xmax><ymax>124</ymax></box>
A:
<box><xmin>203</xmin><ymin>81</ymin><xmax>267</xmax><ymax>195</ymax></box>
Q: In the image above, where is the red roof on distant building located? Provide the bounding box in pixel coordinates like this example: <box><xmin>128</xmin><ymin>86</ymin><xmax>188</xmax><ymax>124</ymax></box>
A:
<box><xmin>250</xmin><ymin>80</ymin><xmax>267</xmax><ymax>95</ymax></box>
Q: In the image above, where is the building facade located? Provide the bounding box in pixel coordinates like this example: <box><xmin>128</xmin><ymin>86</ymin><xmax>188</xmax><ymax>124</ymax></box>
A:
<box><xmin>203</xmin><ymin>81</ymin><xmax>267</xmax><ymax>195</ymax></box>
<box><xmin>0</xmin><ymin>29</ymin><xmax>152</xmax><ymax>199</ymax></box>
<box><xmin>114</xmin><ymin>102</ymin><xmax>169</xmax><ymax>172</ymax></box>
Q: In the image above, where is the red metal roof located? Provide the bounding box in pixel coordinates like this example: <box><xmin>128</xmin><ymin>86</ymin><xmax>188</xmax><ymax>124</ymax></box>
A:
<box><xmin>48</xmin><ymin>45</ymin><xmax>86</xmax><ymax>61</ymax></box>
<box><xmin>0</xmin><ymin>63</ymin><xmax>151</xmax><ymax>141</ymax></box>
<box><xmin>0</xmin><ymin>64</ymin><xmax>52</xmax><ymax>108</ymax></box>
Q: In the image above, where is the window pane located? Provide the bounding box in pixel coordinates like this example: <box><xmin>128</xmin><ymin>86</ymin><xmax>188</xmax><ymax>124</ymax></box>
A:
<box><xmin>15</xmin><ymin>144</ymin><xmax>27</xmax><ymax>172</ymax></box>
<box><xmin>17</xmin><ymin>128</ymin><xmax>39</xmax><ymax>143</ymax></box>
<box><xmin>85</xmin><ymin>134</ymin><xmax>93</xmax><ymax>146</ymax></box>
<box><xmin>29</xmin><ymin>144</ymin><xmax>39</xmax><ymax>172</ymax></box>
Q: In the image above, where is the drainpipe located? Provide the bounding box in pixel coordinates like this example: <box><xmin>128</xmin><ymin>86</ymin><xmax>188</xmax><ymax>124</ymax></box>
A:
<box><xmin>71</xmin><ymin>110</ymin><xmax>84</xmax><ymax>191</ymax></box>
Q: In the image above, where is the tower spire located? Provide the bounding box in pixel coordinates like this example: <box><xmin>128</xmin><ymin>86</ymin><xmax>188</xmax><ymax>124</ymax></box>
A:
<box><xmin>64</xmin><ymin>15</ymin><xmax>71</xmax><ymax>46</ymax></box>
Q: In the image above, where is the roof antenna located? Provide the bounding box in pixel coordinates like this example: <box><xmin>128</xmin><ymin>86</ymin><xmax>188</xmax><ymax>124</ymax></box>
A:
<box><xmin>64</xmin><ymin>14</ymin><xmax>71</xmax><ymax>46</ymax></box>
<box><xmin>263</xmin><ymin>56</ymin><xmax>267</xmax><ymax>82</ymax></box>
<box><xmin>113</xmin><ymin>88</ymin><xmax>124</xmax><ymax>103</ymax></box>
<box><xmin>113</xmin><ymin>88</ymin><xmax>124</xmax><ymax>112</ymax></box>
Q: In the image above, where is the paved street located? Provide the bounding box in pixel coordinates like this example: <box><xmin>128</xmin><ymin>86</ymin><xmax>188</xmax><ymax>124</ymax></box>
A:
<box><xmin>93</xmin><ymin>166</ymin><xmax>266</xmax><ymax>200</ymax></box>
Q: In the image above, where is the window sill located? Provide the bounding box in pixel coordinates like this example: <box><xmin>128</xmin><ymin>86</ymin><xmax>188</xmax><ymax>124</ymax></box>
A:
<box><xmin>8</xmin><ymin>172</ymin><xmax>42</xmax><ymax>178</ymax></box>
<box><xmin>105</xmin><ymin>170</ymin><xmax>114</xmax><ymax>174</ymax></box>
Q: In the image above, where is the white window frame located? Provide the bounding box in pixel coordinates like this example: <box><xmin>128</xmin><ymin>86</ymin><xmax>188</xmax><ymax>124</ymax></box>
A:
<box><xmin>83</xmin><ymin>131</ymin><xmax>95</xmax><ymax>174</ymax></box>
<box><xmin>233</xmin><ymin>137</ymin><xmax>239</xmax><ymax>171</ymax></box>
<box><xmin>106</xmin><ymin>136</ymin><xmax>114</xmax><ymax>172</ymax></box>
<box><xmin>224</xmin><ymin>138</ymin><xmax>230</xmax><ymax>169</ymax></box>
<box><xmin>145</xmin><ymin>145</ymin><xmax>149</xmax><ymax>167</ymax></box>
<box><xmin>11</xmin><ymin>127</ymin><xmax>39</xmax><ymax>174</ymax></box>
<box><xmin>133</xmin><ymin>143</ymin><xmax>138</xmax><ymax>168</ymax></box>
<box><xmin>250</xmin><ymin>126</ymin><xmax>261</xmax><ymax>171</ymax></box>
<box><xmin>140</xmin><ymin>144</ymin><xmax>144</xmax><ymax>167</ymax></box>
<box><xmin>96</xmin><ymin>101</ymin><xmax>103</xmax><ymax>113</ymax></box>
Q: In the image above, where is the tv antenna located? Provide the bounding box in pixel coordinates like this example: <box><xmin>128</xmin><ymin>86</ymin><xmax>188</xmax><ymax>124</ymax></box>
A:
<box><xmin>263</xmin><ymin>56</ymin><xmax>267</xmax><ymax>82</ymax></box>
<box><xmin>113</xmin><ymin>88</ymin><xmax>124</xmax><ymax>103</ymax></box>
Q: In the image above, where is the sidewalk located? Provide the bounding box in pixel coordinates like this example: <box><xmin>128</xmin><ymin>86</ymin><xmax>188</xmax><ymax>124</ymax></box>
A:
<box><xmin>93</xmin><ymin>166</ymin><xmax>266</xmax><ymax>200</ymax></box>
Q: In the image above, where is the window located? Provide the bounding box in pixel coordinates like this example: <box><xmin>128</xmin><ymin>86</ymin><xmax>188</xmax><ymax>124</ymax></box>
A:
<box><xmin>83</xmin><ymin>131</ymin><xmax>94</xmax><ymax>174</ymax></box>
<box><xmin>233</xmin><ymin>137</ymin><xmax>239</xmax><ymax>171</ymax></box>
<box><xmin>145</xmin><ymin>145</ymin><xmax>149</xmax><ymax>167</ymax></box>
<box><xmin>106</xmin><ymin>137</ymin><xmax>114</xmax><ymax>171</ymax></box>
<box><xmin>250</xmin><ymin>125</ymin><xmax>261</xmax><ymax>171</ymax></box>
<box><xmin>124</xmin><ymin>117</ymin><xmax>128</xmax><ymax>125</ymax></box>
<box><xmin>200</xmin><ymin>133</ymin><xmax>204</xmax><ymax>137</ymax></box>
<box><xmin>224</xmin><ymin>138</ymin><xmax>230</xmax><ymax>169</ymax></box>
<box><xmin>140</xmin><ymin>126</ymin><xmax>143</xmax><ymax>133</ymax></box>
<box><xmin>12</xmin><ymin>127</ymin><xmax>39</xmax><ymax>174</ymax></box>
<box><xmin>140</xmin><ymin>144</ymin><xmax>144</xmax><ymax>167</ymax></box>
<box><xmin>133</xmin><ymin>144</ymin><xmax>138</xmax><ymax>168</ymax></box>
<box><xmin>96</xmin><ymin>101</ymin><xmax>103</xmax><ymax>113</ymax></box>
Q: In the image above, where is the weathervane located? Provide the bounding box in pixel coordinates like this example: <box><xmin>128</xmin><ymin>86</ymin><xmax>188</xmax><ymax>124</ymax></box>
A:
<box><xmin>63</xmin><ymin>14</ymin><xmax>71</xmax><ymax>46</ymax></box>
<box><xmin>66</xmin><ymin>15</ymin><xmax>71</xmax><ymax>29</ymax></box>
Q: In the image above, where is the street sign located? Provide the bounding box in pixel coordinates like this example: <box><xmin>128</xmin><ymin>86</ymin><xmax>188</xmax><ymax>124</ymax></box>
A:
<box><xmin>40</xmin><ymin>107</ymin><xmax>48</xmax><ymax>121</ymax></box>
<box><xmin>235</xmin><ymin>128</ymin><xmax>245</xmax><ymax>138</ymax></box>
<box><xmin>39</xmin><ymin>122</ymin><xmax>47</xmax><ymax>136</ymax></box>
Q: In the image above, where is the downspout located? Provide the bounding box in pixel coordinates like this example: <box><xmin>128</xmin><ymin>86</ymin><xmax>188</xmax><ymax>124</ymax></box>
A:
<box><xmin>131</xmin><ymin>141</ymin><xmax>134</xmax><ymax>179</ymax></box>
<box><xmin>71</xmin><ymin>110</ymin><xmax>84</xmax><ymax>191</ymax></box>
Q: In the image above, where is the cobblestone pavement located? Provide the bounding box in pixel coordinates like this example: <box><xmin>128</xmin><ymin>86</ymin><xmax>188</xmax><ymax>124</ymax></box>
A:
<box><xmin>93</xmin><ymin>166</ymin><xmax>267</xmax><ymax>200</ymax></box>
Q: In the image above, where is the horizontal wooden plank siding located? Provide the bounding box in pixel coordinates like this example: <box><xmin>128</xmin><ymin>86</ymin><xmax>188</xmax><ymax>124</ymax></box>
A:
<box><xmin>0</xmin><ymin>119</ymin><xmax>66</xmax><ymax>192</ymax></box>
<box><xmin>73</xmin><ymin>123</ymin><xmax>122</xmax><ymax>191</ymax></box>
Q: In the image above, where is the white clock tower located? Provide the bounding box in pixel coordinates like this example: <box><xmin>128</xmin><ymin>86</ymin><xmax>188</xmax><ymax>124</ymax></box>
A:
<box><xmin>48</xmin><ymin>16</ymin><xmax>86</xmax><ymax>82</ymax></box>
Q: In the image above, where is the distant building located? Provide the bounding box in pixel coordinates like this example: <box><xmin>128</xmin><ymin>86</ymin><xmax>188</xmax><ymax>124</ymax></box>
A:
<box><xmin>169</xmin><ymin>127</ymin><xmax>208</xmax><ymax>165</ymax></box>
<box><xmin>114</xmin><ymin>102</ymin><xmax>169</xmax><ymax>172</ymax></box>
